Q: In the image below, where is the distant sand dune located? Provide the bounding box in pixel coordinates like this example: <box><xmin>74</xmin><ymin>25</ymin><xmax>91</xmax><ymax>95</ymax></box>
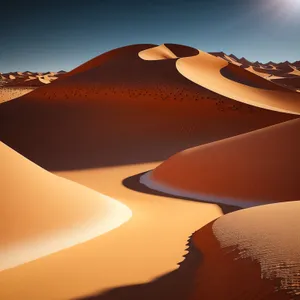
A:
<box><xmin>176</xmin><ymin>51</ymin><xmax>300</xmax><ymax>114</ymax></box>
<box><xmin>0</xmin><ymin>87</ymin><xmax>35</xmax><ymax>103</ymax></box>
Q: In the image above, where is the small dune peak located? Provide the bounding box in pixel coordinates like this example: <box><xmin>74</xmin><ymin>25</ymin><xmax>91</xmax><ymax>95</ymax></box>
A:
<box><xmin>229</xmin><ymin>54</ymin><xmax>239</xmax><ymax>61</ymax></box>
<box><xmin>138</xmin><ymin>44</ymin><xmax>177</xmax><ymax>61</ymax></box>
<box><xmin>164</xmin><ymin>43</ymin><xmax>199</xmax><ymax>58</ymax></box>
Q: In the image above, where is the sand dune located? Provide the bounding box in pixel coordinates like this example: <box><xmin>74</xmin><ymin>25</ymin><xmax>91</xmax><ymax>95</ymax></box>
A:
<box><xmin>190</xmin><ymin>201</ymin><xmax>300</xmax><ymax>299</ymax></box>
<box><xmin>138</xmin><ymin>43</ymin><xmax>199</xmax><ymax>61</ymax></box>
<box><xmin>0</xmin><ymin>43</ymin><xmax>299</xmax><ymax>299</ymax></box>
<box><xmin>176</xmin><ymin>51</ymin><xmax>300</xmax><ymax>114</ymax></box>
<box><xmin>224</xmin><ymin>54</ymin><xmax>242</xmax><ymax>66</ymax></box>
<box><xmin>210</xmin><ymin>52</ymin><xmax>242</xmax><ymax>66</ymax></box>
<box><xmin>211</xmin><ymin>53</ymin><xmax>300</xmax><ymax>79</ymax></box>
<box><xmin>0</xmin><ymin>161</ymin><xmax>226</xmax><ymax>300</ymax></box>
<box><xmin>143</xmin><ymin>118</ymin><xmax>300</xmax><ymax>207</ymax></box>
<box><xmin>272</xmin><ymin>77</ymin><xmax>300</xmax><ymax>91</ymax></box>
<box><xmin>288</xmin><ymin>66</ymin><xmax>300</xmax><ymax>76</ymax></box>
<box><xmin>0</xmin><ymin>142</ymin><xmax>131</xmax><ymax>271</ymax></box>
<box><xmin>1</xmin><ymin>71</ymin><xmax>65</xmax><ymax>89</ymax></box>
<box><xmin>245</xmin><ymin>65</ymin><xmax>272</xmax><ymax>78</ymax></box>
<box><xmin>1</xmin><ymin>44</ymin><xmax>293</xmax><ymax>172</ymax></box>
<box><xmin>213</xmin><ymin>201</ymin><xmax>300</xmax><ymax>296</ymax></box>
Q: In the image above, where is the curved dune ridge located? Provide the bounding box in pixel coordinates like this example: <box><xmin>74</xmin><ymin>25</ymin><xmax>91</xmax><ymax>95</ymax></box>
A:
<box><xmin>138</xmin><ymin>44</ymin><xmax>178</xmax><ymax>60</ymax></box>
<box><xmin>138</xmin><ymin>44</ymin><xmax>199</xmax><ymax>61</ymax></box>
<box><xmin>141</xmin><ymin>118</ymin><xmax>300</xmax><ymax>207</ymax></box>
<box><xmin>212</xmin><ymin>201</ymin><xmax>300</xmax><ymax>296</ymax></box>
<box><xmin>176</xmin><ymin>50</ymin><xmax>300</xmax><ymax>115</ymax></box>
<box><xmin>1</xmin><ymin>44</ymin><xmax>293</xmax><ymax>172</ymax></box>
<box><xmin>0</xmin><ymin>142</ymin><xmax>131</xmax><ymax>271</ymax></box>
<box><xmin>245</xmin><ymin>65</ymin><xmax>272</xmax><ymax>78</ymax></box>
<box><xmin>289</xmin><ymin>66</ymin><xmax>300</xmax><ymax>76</ymax></box>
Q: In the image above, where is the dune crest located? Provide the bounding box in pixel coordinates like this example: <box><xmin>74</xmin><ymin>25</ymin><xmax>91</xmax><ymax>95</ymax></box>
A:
<box><xmin>138</xmin><ymin>44</ymin><xmax>199</xmax><ymax>61</ymax></box>
<box><xmin>0</xmin><ymin>142</ymin><xmax>131</xmax><ymax>271</ymax></box>
<box><xmin>176</xmin><ymin>50</ymin><xmax>300</xmax><ymax>114</ymax></box>
<box><xmin>138</xmin><ymin>44</ymin><xmax>178</xmax><ymax>60</ymax></box>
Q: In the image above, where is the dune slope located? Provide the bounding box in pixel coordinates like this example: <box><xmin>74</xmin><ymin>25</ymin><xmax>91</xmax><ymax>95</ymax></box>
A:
<box><xmin>0</xmin><ymin>44</ymin><xmax>295</xmax><ymax>171</ymax></box>
<box><xmin>143</xmin><ymin>118</ymin><xmax>300</xmax><ymax>207</ymax></box>
<box><xmin>190</xmin><ymin>201</ymin><xmax>300</xmax><ymax>299</ymax></box>
<box><xmin>0</xmin><ymin>142</ymin><xmax>131</xmax><ymax>271</ymax></box>
<box><xmin>176</xmin><ymin>51</ymin><xmax>300</xmax><ymax>114</ymax></box>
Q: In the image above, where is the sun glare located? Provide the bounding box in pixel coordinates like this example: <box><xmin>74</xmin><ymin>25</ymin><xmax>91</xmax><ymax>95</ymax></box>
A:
<box><xmin>261</xmin><ymin>0</ymin><xmax>300</xmax><ymax>23</ymax></box>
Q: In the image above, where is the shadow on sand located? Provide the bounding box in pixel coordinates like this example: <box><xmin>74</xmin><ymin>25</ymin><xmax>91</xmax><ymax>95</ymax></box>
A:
<box><xmin>75</xmin><ymin>233</ymin><xmax>201</xmax><ymax>300</ymax></box>
<box><xmin>123</xmin><ymin>171</ymin><xmax>241</xmax><ymax>215</ymax></box>
<box><xmin>75</xmin><ymin>172</ymin><xmax>240</xmax><ymax>300</ymax></box>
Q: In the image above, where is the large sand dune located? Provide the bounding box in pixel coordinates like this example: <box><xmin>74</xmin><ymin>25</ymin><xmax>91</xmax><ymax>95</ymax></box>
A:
<box><xmin>0</xmin><ymin>142</ymin><xmax>131</xmax><ymax>271</ymax></box>
<box><xmin>0</xmin><ymin>44</ymin><xmax>293</xmax><ymax>172</ymax></box>
<box><xmin>0</xmin><ymin>43</ymin><xmax>299</xmax><ymax>299</ymax></box>
<box><xmin>143</xmin><ymin>118</ymin><xmax>300</xmax><ymax>207</ymax></box>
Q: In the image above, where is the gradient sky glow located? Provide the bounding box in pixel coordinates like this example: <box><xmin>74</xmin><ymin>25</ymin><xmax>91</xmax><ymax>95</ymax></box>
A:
<box><xmin>1</xmin><ymin>0</ymin><xmax>299</xmax><ymax>72</ymax></box>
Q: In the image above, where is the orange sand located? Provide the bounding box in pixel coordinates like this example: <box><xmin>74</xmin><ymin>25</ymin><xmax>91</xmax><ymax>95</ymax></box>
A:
<box><xmin>150</xmin><ymin>118</ymin><xmax>300</xmax><ymax>206</ymax></box>
<box><xmin>0</xmin><ymin>142</ymin><xmax>131</xmax><ymax>272</ymax></box>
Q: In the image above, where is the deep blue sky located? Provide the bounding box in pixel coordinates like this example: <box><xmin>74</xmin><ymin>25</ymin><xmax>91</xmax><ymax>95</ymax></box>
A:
<box><xmin>1</xmin><ymin>0</ymin><xmax>299</xmax><ymax>72</ymax></box>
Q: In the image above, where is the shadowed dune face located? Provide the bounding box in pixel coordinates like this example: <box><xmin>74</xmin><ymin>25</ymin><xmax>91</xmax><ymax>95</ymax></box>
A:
<box><xmin>75</xmin><ymin>233</ymin><xmax>202</xmax><ymax>300</ymax></box>
<box><xmin>164</xmin><ymin>44</ymin><xmax>199</xmax><ymax>58</ymax></box>
<box><xmin>272</xmin><ymin>77</ymin><xmax>300</xmax><ymax>91</ymax></box>
<box><xmin>138</xmin><ymin>44</ymin><xmax>199</xmax><ymax>61</ymax></box>
<box><xmin>0</xmin><ymin>44</ymin><xmax>294</xmax><ymax>171</ymax></box>
<box><xmin>221</xmin><ymin>63</ymin><xmax>284</xmax><ymax>90</ymax></box>
<box><xmin>138</xmin><ymin>44</ymin><xmax>178</xmax><ymax>61</ymax></box>
<box><xmin>150</xmin><ymin>118</ymin><xmax>300</xmax><ymax>205</ymax></box>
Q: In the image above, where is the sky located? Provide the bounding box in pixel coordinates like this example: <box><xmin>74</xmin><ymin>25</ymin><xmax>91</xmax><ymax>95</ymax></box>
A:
<box><xmin>0</xmin><ymin>0</ymin><xmax>299</xmax><ymax>72</ymax></box>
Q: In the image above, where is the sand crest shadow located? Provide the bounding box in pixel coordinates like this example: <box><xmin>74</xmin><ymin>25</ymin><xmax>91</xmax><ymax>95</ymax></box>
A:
<box><xmin>122</xmin><ymin>171</ymin><xmax>241</xmax><ymax>215</ymax></box>
<box><xmin>74</xmin><ymin>172</ymin><xmax>240</xmax><ymax>300</ymax></box>
<box><xmin>75</xmin><ymin>233</ymin><xmax>202</xmax><ymax>300</ymax></box>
